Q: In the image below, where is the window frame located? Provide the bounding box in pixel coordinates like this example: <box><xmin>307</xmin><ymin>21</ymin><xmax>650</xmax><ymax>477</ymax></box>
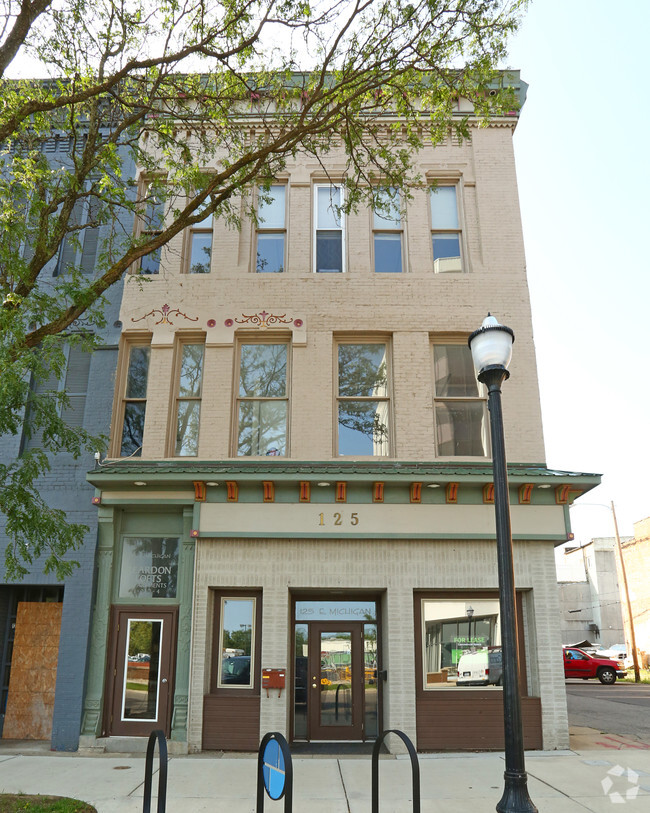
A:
<box><xmin>429</xmin><ymin>182</ymin><xmax>464</xmax><ymax>274</ymax></box>
<box><xmin>136</xmin><ymin>179</ymin><xmax>166</xmax><ymax>275</ymax></box>
<box><xmin>169</xmin><ymin>337</ymin><xmax>205</xmax><ymax>457</ymax></box>
<box><xmin>255</xmin><ymin>183</ymin><xmax>287</xmax><ymax>273</ymax></box>
<box><xmin>335</xmin><ymin>337</ymin><xmax>392</xmax><ymax>457</ymax></box>
<box><xmin>313</xmin><ymin>182</ymin><xmax>346</xmax><ymax>273</ymax></box>
<box><xmin>210</xmin><ymin>589</ymin><xmax>263</xmax><ymax>696</ymax></box>
<box><xmin>112</xmin><ymin>336</ymin><xmax>152</xmax><ymax>458</ymax></box>
<box><xmin>232</xmin><ymin>336</ymin><xmax>291</xmax><ymax>457</ymax></box>
<box><xmin>372</xmin><ymin>187</ymin><xmax>404</xmax><ymax>273</ymax></box>
<box><xmin>53</xmin><ymin>189</ymin><xmax>101</xmax><ymax>277</ymax></box>
<box><xmin>432</xmin><ymin>339</ymin><xmax>489</xmax><ymax>459</ymax></box>
<box><xmin>184</xmin><ymin>211</ymin><xmax>213</xmax><ymax>274</ymax></box>
<box><xmin>414</xmin><ymin>591</ymin><xmax>529</xmax><ymax>696</ymax></box>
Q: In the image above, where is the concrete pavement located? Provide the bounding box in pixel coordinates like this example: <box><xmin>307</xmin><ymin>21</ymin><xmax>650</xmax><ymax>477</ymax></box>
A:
<box><xmin>0</xmin><ymin>732</ymin><xmax>650</xmax><ymax>812</ymax></box>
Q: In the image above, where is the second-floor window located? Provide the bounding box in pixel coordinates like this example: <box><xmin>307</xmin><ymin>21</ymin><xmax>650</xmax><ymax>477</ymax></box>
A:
<box><xmin>337</xmin><ymin>342</ymin><xmax>390</xmax><ymax>456</ymax></box>
<box><xmin>235</xmin><ymin>342</ymin><xmax>289</xmax><ymax>456</ymax></box>
<box><xmin>173</xmin><ymin>343</ymin><xmax>204</xmax><ymax>455</ymax></box>
<box><xmin>314</xmin><ymin>184</ymin><xmax>345</xmax><ymax>273</ymax></box>
<box><xmin>22</xmin><ymin>344</ymin><xmax>92</xmax><ymax>452</ymax></box>
<box><xmin>256</xmin><ymin>185</ymin><xmax>286</xmax><ymax>273</ymax></box>
<box><xmin>119</xmin><ymin>343</ymin><xmax>151</xmax><ymax>456</ymax></box>
<box><xmin>373</xmin><ymin>188</ymin><xmax>403</xmax><ymax>273</ymax></box>
<box><xmin>433</xmin><ymin>343</ymin><xmax>488</xmax><ymax>456</ymax></box>
<box><xmin>430</xmin><ymin>185</ymin><xmax>462</xmax><ymax>273</ymax></box>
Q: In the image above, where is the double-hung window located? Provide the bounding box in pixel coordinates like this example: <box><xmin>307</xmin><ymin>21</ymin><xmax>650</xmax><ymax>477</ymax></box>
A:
<box><xmin>118</xmin><ymin>342</ymin><xmax>151</xmax><ymax>456</ymax></box>
<box><xmin>22</xmin><ymin>345</ymin><xmax>92</xmax><ymax>451</ymax></box>
<box><xmin>430</xmin><ymin>185</ymin><xmax>462</xmax><ymax>273</ymax></box>
<box><xmin>235</xmin><ymin>342</ymin><xmax>289</xmax><ymax>456</ymax></box>
<box><xmin>54</xmin><ymin>193</ymin><xmax>101</xmax><ymax>277</ymax></box>
<box><xmin>187</xmin><ymin>213</ymin><xmax>213</xmax><ymax>273</ymax></box>
<box><xmin>139</xmin><ymin>183</ymin><xmax>164</xmax><ymax>275</ymax></box>
<box><xmin>314</xmin><ymin>184</ymin><xmax>345</xmax><ymax>273</ymax></box>
<box><xmin>337</xmin><ymin>342</ymin><xmax>390</xmax><ymax>456</ymax></box>
<box><xmin>433</xmin><ymin>343</ymin><xmax>488</xmax><ymax>456</ymax></box>
<box><xmin>373</xmin><ymin>188</ymin><xmax>403</xmax><ymax>273</ymax></box>
<box><xmin>256</xmin><ymin>185</ymin><xmax>286</xmax><ymax>273</ymax></box>
<box><xmin>173</xmin><ymin>342</ymin><xmax>204</xmax><ymax>455</ymax></box>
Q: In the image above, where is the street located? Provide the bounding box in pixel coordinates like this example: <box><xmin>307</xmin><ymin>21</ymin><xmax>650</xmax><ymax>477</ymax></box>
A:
<box><xmin>566</xmin><ymin>680</ymin><xmax>650</xmax><ymax>745</ymax></box>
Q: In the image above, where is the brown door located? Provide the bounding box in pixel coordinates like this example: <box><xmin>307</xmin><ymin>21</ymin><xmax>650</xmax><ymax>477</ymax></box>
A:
<box><xmin>108</xmin><ymin>608</ymin><xmax>177</xmax><ymax>737</ymax></box>
<box><xmin>308</xmin><ymin>623</ymin><xmax>364</xmax><ymax>740</ymax></box>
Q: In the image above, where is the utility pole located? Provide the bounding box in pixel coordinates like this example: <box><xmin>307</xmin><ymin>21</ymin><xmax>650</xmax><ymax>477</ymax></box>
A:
<box><xmin>611</xmin><ymin>501</ymin><xmax>641</xmax><ymax>682</ymax></box>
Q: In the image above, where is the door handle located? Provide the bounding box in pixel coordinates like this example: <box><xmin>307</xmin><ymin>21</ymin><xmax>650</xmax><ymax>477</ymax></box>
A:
<box><xmin>161</xmin><ymin>678</ymin><xmax>168</xmax><ymax>684</ymax></box>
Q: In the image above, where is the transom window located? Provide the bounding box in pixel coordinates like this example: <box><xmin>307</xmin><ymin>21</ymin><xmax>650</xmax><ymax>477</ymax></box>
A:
<box><xmin>235</xmin><ymin>342</ymin><xmax>289</xmax><ymax>456</ymax></box>
<box><xmin>430</xmin><ymin>185</ymin><xmax>462</xmax><ymax>273</ymax></box>
<box><xmin>433</xmin><ymin>343</ymin><xmax>488</xmax><ymax>456</ymax></box>
<box><xmin>337</xmin><ymin>342</ymin><xmax>390</xmax><ymax>456</ymax></box>
<box><xmin>256</xmin><ymin>185</ymin><xmax>286</xmax><ymax>273</ymax></box>
<box><xmin>373</xmin><ymin>187</ymin><xmax>403</xmax><ymax>273</ymax></box>
<box><xmin>314</xmin><ymin>184</ymin><xmax>345</xmax><ymax>273</ymax></box>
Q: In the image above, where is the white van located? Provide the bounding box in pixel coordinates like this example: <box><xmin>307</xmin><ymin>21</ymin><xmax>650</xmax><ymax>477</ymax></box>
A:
<box><xmin>456</xmin><ymin>648</ymin><xmax>502</xmax><ymax>686</ymax></box>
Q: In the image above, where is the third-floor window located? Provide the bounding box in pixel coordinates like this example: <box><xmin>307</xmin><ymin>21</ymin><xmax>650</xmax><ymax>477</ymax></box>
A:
<box><xmin>314</xmin><ymin>184</ymin><xmax>345</xmax><ymax>273</ymax></box>
<box><xmin>256</xmin><ymin>185</ymin><xmax>286</xmax><ymax>273</ymax></box>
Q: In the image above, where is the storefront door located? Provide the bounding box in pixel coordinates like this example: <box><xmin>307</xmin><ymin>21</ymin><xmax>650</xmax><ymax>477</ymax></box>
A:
<box><xmin>108</xmin><ymin>608</ymin><xmax>177</xmax><ymax>737</ymax></box>
<box><xmin>308</xmin><ymin>622</ymin><xmax>364</xmax><ymax>740</ymax></box>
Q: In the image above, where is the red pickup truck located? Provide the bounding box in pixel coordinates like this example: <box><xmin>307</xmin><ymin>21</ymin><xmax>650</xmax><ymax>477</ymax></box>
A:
<box><xmin>563</xmin><ymin>646</ymin><xmax>627</xmax><ymax>684</ymax></box>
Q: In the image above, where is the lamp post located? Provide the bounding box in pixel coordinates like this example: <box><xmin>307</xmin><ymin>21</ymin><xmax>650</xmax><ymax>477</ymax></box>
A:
<box><xmin>468</xmin><ymin>314</ymin><xmax>537</xmax><ymax>813</ymax></box>
<box><xmin>466</xmin><ymin>605</ymin><xmax>475</xmax><ymax>648</ymax></box>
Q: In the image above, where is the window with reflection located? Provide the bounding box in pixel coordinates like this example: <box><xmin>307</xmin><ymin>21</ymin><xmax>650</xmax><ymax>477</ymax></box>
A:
<box><xmin>337</xmin><ymin>342</ymin><xmax>390</xmax><ymax>456</ymax></box>
<box><xmin>139</xmin><ymin>182</ymin><xmax>165</xmax><ymax>275</ymax></box>
<box><xmin>256</xmin><ymin>185</ymin><xmax>286</xmax><ymax>272</ymax></box>
<box><xmin>430</xmin><ymin>185</ymin><xmax>462</xmax><ymax>273</ymax></box>
<box><xmin>433</xmin><ymin>343</ymin><xmax>488</xmax><ymax>457</ymax></box>
<box><xmin>187</xmin><ymin>212</ymin><xmax>213</xmax><ymax>273</ymax></box>
<box><xmin>119</xmin><ymin>537</ymin><xmax>179</xmax><ymax>599</ymax></box>
<box><xmin>123</xmin><ymin>619</ymin><xmax>162</xmax><ymax>719</ymax></box>
<box><xmin>373</xmin><ymin>187</ymin><xmax>403</xmax><ymax>273</ymax></box>
<box><xmin>314</xmin><ymin>184</ymin><xmax>344</xmax><ymax>272</ymax></box>
<box><xmin>422</xmin><ymin>598</ymin><xmax>501</xmax><ymax>689</ymax></box>
<box><xmin>119</xmin><ymin>343</ymin><xmax>151</xmax><ymax>456</ymax></box>
<box><xmin>236</xmin><ymin>342</ymin><xmax>288</xmax><ymax>456</ymax></box>
<box><xmin>217</xmin><ymin>597</ymin><xmax>256</xmax><ymax>690</ymax></box>
<box><xmin>174</xmin><ymin>342</ymin><xmax>204</xmax><ymax>455</ymax></box>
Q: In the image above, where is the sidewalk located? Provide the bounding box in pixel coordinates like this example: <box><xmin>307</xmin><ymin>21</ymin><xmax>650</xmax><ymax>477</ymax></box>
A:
<box><xmin>0</xmin><ymin>730</ymin><xmax>649</xmax><ymax>812</ymax></box>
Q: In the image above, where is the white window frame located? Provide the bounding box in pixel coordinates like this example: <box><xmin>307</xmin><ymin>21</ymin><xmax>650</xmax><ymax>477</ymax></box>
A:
<box><xmin>255</xmin><ymin>183</ymin><xmax>287</xmax><ymax>273</ymax></box>
<box><xmin>313</xmin><ymin>183</ymin><xmax>346</xmax><ymax>273</ymax></box>
<box><xmin>430</xmin><ymin>183</ymin><xmax>464</xmax><ymax>274</ymax></box>
<box><xmin>372</xmin><ymin>187</ymin><xmax>404</xmax><ymax>273</ymax></box>
<box><xmin>185</xmin><ymin>212</ymin><xmax>213</xmax><ymax>274</ymax></box>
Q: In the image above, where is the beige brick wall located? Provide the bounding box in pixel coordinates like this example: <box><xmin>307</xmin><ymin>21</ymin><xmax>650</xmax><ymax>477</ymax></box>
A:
<box><xmin>114</xmin><ymin>124</ymin><xmax>545</xmax><ymax>464</ymax></box>
<box><xmin>187</xmin><ymin>536</ymin><xmax>569</xmax><ymax>752</ymax></box>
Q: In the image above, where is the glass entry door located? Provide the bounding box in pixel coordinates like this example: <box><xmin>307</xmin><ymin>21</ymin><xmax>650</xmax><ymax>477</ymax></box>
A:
<box><xmin>109</xmin><ymin>608</ymin><xmax>177</xmax><ymax>736</ymax></box>
<box><xmin>308</xmin><ymin>623</ymin><xmax>364</xmax><ymax>740</ymax></box>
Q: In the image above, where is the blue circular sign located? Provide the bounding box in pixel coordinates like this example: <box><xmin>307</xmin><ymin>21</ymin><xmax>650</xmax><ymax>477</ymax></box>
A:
<box><xmin>262</xmin><ymin>738</ymin><xmax>286</xmax><ymax>800</ymax></box>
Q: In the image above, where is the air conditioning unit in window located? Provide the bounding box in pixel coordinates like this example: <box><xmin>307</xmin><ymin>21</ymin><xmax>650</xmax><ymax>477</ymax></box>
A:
<box><xmin>434</xmin><ymin>257</ymin><xmax>462</xmax><ymax>274</ymax></box>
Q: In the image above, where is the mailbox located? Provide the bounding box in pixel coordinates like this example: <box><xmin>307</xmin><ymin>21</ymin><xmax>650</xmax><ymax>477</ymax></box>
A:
<box><xmin>262</xmin><ymin>668</ymin><xmax>286</xmax><ymax>697</ymax></box>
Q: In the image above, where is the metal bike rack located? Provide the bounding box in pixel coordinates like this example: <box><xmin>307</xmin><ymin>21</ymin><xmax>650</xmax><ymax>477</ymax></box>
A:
<box><xmin>371</xmin><ymin>729</ymin><xmax>420</xmax><ymax>813</ymax></box>
<box><xmin>143</xmin><ymin>729</ymin><xmax>168</xmax><ymax>813</ymax></box>
<box><xmin>257</xmin><ymin>731</ymin><xmax>293</xmax><ymax>812</ymax></box>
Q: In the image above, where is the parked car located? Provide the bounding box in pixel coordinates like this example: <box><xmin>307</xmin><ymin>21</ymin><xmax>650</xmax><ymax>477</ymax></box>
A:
<box><xmin>221</xmin><ymin>655</ymin><xmax>251</xmax><ymax>685</ymax></box>
<box><xmin>563</xmin><ymin>646</ymin><xmax>626</xmax><ymax>684</ymax></box>
<box><xmin>456</xmin><ymin>648</ymin><xmax>502</xmax><ymax>687</ymax></box>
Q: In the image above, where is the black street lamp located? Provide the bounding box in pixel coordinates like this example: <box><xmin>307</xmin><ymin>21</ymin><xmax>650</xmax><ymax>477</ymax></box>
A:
<box><xmin>466</xmin><ymin>605</ymin><xmax>474</xmax><ymax>647</ymax></box>
<box><xmin>468</xmin><ymin>314</ymin><xmax>537</xmax><ymax>813</ymax></box>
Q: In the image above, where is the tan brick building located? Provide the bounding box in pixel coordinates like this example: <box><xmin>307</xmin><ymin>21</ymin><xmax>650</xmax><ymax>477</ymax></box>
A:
<box><xmin>82</xmin><ymin>73</ymin><xmax>599</xmax><ymax>753</ymax></box>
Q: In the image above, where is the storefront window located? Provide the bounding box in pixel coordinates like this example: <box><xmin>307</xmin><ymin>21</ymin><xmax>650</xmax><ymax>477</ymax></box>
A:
<box><xmin>422</xmin><ymin>598</ymin><xmax>502</xmax><ymax>689</ymax></box>
<box><xmin>217</xmin><ymin>598</ymin><xmax>255</xmax><ymax>689</ymax></box>
<box><xmin>119</xmin><ymin>537</ymin><xmax>179</xmax><ymax>599</ymax></box>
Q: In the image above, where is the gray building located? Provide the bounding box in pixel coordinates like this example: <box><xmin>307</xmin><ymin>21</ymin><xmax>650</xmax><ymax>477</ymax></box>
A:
<box><xmin>0</xmin><ymin>135</ymin><xmax>135</xmax><ymax>750</ymax></box>
<box><xmin>557</xmin><ymin>537</ymin><xmax>628</xmax><ymax>648</ymax></box>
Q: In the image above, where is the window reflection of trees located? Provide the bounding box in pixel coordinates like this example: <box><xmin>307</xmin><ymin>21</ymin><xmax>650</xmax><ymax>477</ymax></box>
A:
<box><xmin>175</xmin><ymin>344</ymin><xmax>204</xmax><ymax>455</ymax></box>
<box><xmin>237</xmin><ymin>344</ymin><xmax>288</xmax><ymax>456</ymax></box>
<box><xmin>338</xmin><ymin>344</ymin><xmax>389</xmax><ymax>455</ymax></box>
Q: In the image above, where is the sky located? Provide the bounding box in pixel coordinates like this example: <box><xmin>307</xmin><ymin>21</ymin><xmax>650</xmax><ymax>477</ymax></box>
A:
<box><xmin>505</xmin><ymin>0</ymin><xmax>650</xmax><ymax>546</ymax></box>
